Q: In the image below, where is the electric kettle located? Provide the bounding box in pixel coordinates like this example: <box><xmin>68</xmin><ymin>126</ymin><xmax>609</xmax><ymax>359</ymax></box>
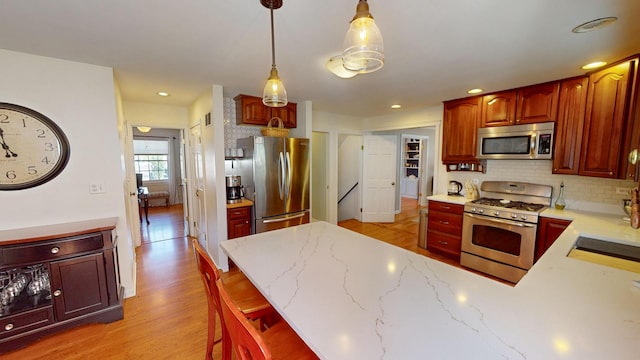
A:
<box><xmin>447</xmin><ymin>181</ymin><xmax>463</xmax><ymax>196</ymax></box>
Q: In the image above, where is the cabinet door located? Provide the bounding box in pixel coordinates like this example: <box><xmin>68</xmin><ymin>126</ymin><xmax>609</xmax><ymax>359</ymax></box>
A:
<box><xmin>234</xmin><ymin>94</ymin><xmax>271</xmax><ymax>126</ymax></box>
<box><xmin>234</xmin><ymin>94</ymin><xmax>297</xmax><ymax>128</ymax></box>
<box><xmin>579</xmin><ymin>61</ymin><xmax>632</xmax><ymax>178</ymax></box>
<box><xmin>535</xmin><ymin>217</ymin><xmax>571</xmax><ymax>262</ymax></box>
<box><xmin>553</xmin><ymin>77</ymin><xmax>588</xmax><ymax>174</ymax></box>
<box><xmin>481</xmin><ymin>90</ymin><xmax>517</xmax><ymax>127</ymax></box>
<box><xmin>50</xmin><ymin>253</ymin><xmax>108</xmax><ymax>321</ymax></box>
<box><xmin>442</xmin><ymin>97</ymin><xmax>481</xmax><ymax>163</ymax></box>
<box><xmin>227</xmin><ymin>207</ymin><xmax>251</xmax><ymax>239</ymax></box>
<box><xmin>515</xmin><ymin>82</ymin><xmax>560</xmax><ymax>124</ymax></box>
<box><xmin>271</xmin><ymin>103</ymin><xmax>297</xmax><ymax>128</ymax></box>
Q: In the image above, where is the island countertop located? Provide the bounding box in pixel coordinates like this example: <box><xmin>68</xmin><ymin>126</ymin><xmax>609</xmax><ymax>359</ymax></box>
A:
<box><xmin>221</xmin><ymin>218</ymin><xmax>640</xmax><ymax>359</ymax></box>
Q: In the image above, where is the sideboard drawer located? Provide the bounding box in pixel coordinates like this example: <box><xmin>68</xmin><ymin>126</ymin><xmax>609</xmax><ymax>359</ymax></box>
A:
<box><xmin>0</xmin><ymin>306</ymin><xmax>54</xmax><ymax>340</ymax></box>
<box><xmin>2</xmin><ymin>233</ymin><xmax>104</xmax><ymax>266</ymax></box>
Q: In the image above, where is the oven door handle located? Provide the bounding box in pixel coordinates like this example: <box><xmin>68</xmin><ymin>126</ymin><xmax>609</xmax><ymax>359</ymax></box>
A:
<box><xmin>465</xmin><ymin>213</ymin><xmax>536</xmax><ymax>228</ymax></box>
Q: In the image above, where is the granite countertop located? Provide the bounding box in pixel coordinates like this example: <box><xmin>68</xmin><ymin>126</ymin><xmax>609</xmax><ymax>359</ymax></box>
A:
<box><xmin>226</xmin><ymin>198</ymin><xmax>253</xmax><ymax>209</ymax></box>
<box><xmin>220</xmin><ymin>196</ymin><xmax>640</xmax><ymax>359</ymax></box>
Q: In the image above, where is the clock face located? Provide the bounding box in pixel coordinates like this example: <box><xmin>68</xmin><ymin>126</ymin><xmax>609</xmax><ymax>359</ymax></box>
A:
<box><xmin>0</xmin><ymin>103</ymin><xmax>70</xmax><ymax>190</ymax></box>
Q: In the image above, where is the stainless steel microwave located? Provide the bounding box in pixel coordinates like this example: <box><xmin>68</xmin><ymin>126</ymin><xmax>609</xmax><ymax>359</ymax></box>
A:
<box><xmin>477</xmin><ymin>122</ymin><xmax>554</xmax><ymax>160</ymax></box>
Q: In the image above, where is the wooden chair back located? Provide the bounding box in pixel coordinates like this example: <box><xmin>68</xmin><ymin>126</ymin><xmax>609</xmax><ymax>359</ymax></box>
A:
<box><xmin>192</xmin><ymin>239</ymin><xmax>225</xmax><ymax>360</ymax></box>
<box><xmin>216</xmin><ymin>278</ymin><xmax>271</xmax><ymax>360</ymax></box>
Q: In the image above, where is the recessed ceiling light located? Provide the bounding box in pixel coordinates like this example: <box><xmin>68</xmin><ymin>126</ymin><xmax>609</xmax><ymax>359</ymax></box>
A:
<box><xmin>581</xmin><ymin>61</ymin><xmax>607</xmax><ymax>70</ymax></box>
<box><xmin>157</xmin><ymin>92</ymin><xmax>170</xmax><ymax>97</ymax></box>
<box><xmin>391</xmin><ymin>104</ymin><xmax>401</xmax><ymax>109</ymax></box>
<box><xmin>572</xmin><ymin>17</ymin><xmax>618</xmax><ymax>33</ymax></box>
<box><xmin>467</xmin><ymin>88</ymin><xmax>483</xmax><ymax>94</ymax></box>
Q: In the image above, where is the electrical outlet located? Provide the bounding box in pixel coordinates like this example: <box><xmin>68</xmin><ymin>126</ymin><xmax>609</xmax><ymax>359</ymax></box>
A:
<box><xmin>616</xmin><ymin>187</ymin><xmax>632</xmax><ymax>195</ymax></box>
<box><xmin>90</xmin><ymin>183</ymin><xmax>105</xmax><ymax>194</ymax></box>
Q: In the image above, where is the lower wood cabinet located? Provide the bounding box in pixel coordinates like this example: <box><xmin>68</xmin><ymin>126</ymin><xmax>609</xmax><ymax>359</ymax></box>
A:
<box><xmin>227</xmin><ymin>206</ymin><xmax>252</xmax><ymax>239</ymax></box>
<box><xmin>0</xmin><ymin>220</ymin><xmax>123</xmax><ymax>353</ymax></box>
<box><xmin>535</xmin><ymin>217</ymin><xmax>572</xmax><ymax>262</ymax></box>
<box><xmin>427</xmin><ymin>201</ymin><xmax>464</xmax><ymax>259</ymax></box>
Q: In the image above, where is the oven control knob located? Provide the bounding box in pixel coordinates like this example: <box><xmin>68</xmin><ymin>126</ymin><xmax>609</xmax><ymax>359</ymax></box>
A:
<box><xmin>511</xmin><ymin>213</ymin><xmax>518</xmax><ymax>219</ymax></box>
<box><xmin>478</xmin><ymin>209</ymin><xmax>484</xmax><ymax>214</ymax></box>
<box><xmin>494</xmin><ymin>211</ymin><xmax>500</xmax><ymax>216</ymax></box>
<box><xmin>521</xmin><ymin>215</ymin><xmax>528</xmax><ymax>221</ymax></box>
<box><xmin>470</xmin><ymin>207</ymin><xmax>476</xmax><ymax>213</ymax></box>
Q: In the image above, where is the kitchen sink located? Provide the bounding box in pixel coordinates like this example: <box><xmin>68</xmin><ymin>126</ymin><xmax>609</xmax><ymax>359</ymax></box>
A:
<box><xmin>567</xmin><ymin>236</ymin><xmax>640</xmax><ymax>273</ymax></box>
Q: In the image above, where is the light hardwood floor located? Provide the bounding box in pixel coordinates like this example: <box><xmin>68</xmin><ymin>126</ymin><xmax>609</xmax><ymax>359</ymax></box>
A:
<box><xmin>1</xmin><ymin>199</ymin><xmax>465</xmax><ymax>359</ymax></box>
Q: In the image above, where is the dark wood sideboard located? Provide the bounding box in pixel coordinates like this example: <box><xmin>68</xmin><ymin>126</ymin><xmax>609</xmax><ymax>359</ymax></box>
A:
<box><xmin>0</xmin><ymin>218</ymin><xmax>124</xmax><ymax>353</ymax></box>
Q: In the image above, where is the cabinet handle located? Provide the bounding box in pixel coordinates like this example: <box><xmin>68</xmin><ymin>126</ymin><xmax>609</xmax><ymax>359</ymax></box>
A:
<box><xmin>4</xmin><ymin>323</ymin><xmax>14</xmax><ymax>331</ymax></box>
<box><xmin>629</xmin><ymin>149</ymin><xmax>638</xmax><ymax>165</ymax></box>
<box><xmin>438</xmin><ymin>240</ymin><xmax>449</xmax><ymax>245</ymax></box>
<box><xmin>50</xmin><ymin>247</ymin><xmax>60</xmax><ymax>254</ymax></box>
<box><xmin>440</xmin><ymin>205</ymin><xmax>450</xmax><ymax>210</ymax></box>
<box><xmin>53</xmin><ymin>290</ymin><xmax>62</xmax><ymax>297</ymax></box>
<box><xmin>439</xmin><ymin>221</ymin><xmax>449</xmax><ymax>225</ymax></box>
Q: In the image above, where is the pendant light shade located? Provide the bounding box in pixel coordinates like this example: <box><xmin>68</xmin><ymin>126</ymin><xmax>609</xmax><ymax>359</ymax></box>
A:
<box><xmin>262</xmin><ymin>0</ymin><xmax>287</xmax><ymax>107</ymax></box>
<box><xmin>342</xmin><ymin>0</ymin><xmax>384</xmax><ymax>73</ymax></box>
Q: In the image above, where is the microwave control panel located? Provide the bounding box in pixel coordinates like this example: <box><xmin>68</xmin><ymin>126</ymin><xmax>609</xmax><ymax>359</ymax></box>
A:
<box><xmin>538</xmin><ymin>133</ymin><xmax>552</xmax><ymax>155</ymax></box>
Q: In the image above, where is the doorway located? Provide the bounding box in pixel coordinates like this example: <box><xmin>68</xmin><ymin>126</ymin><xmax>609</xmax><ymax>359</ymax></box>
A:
<box><xmin>129</xmin><ymin>126</ymin><xmax>190</xmax><ymax>244</ymax></box>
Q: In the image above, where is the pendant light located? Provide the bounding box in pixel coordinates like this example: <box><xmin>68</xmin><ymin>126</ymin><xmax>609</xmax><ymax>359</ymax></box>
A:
<box><xmin>261</xmin><ymin>0</ymin><xmax>287</xmax><ymax>107</ymax></box>
<box><xmin>342</xmin><ymin>0</ymin><xmax>384</xmax><ymax>74</ymax></box>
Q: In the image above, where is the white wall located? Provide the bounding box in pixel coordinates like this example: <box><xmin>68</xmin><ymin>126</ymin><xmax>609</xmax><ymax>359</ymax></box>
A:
<box><xmin>0</xmin><ymin>49</ymin><xmax>135</xmax><ymax>296</ymax></box>
<box><xmin>337</xmin><ymin>135</ymin><xmax>363</xmax><ymax>221</ymax></box>
<box><xmin>313</xmin><ymin>110</ymin><xmax>364</xmax><ymax>223</ymax></box>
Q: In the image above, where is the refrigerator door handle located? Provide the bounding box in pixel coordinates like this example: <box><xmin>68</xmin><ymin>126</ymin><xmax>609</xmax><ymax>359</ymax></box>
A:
<box><xmin>285</xmin><ymin>151</ymin><xmax>292</xmax><ymax>200</ymax></box>
<box><xmin>262</xmin><ymin>212</ymin><xmax>305</xmax><ymax>224</ymax></box>
<box><xmin>278</xmin><ymin>151</ymin><xmax>285</xmax><ymax>200</ymax></box>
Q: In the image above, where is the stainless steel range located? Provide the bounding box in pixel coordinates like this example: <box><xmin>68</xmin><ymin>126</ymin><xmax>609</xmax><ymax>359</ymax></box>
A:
<box><xmin>461</xmin><ymin>181</ymin><xmax>552</xmax><ymax>283</ymax></box>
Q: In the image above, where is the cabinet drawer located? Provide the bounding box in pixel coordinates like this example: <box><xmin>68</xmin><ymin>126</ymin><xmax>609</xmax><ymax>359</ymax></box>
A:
<box><xmin>227</xmin><ymin>207</ymin><xmax>251</xmax><ymax>220</ymax></box>
<box><xmin>2</xmin><ymin>233</ymin><xmax>104</xmax><ymax>266</ymax></box>
<box><xmin>0</xmin><ymin>306</ymin><xmax>54</xmax><ymax>339</ymax></box>
<box><xmin>428</xmin><ymin>210</ymin><xmax>463</xmax><ymax>235</ymax></box>
<box><xmin>428</xmin><ymin>201</ymin><xmax>463</xmax><ymax>214</ymax></box>
<box><xmin>427</xmin><ymin>230</ymin><xmax>462</xmax><ymax>258</ymax></box>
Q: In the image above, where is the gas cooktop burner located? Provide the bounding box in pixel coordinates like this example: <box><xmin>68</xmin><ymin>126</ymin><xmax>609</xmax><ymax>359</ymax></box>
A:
<box><xmin>471</xmin><ymin>197</ymin><xmax>546</xmax><ymax>212</ymax></box>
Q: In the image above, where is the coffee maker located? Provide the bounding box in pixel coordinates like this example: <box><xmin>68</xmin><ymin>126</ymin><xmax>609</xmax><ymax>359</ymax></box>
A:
<box><xmin>226</xmin><ymin>175</ymin><xmax>243</xmax><ymax>203</ymax></box>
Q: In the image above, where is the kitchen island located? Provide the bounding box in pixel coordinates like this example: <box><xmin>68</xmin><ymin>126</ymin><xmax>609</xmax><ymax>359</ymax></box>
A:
<box><xmin>221</xmin><ymin>217</ymin><xmax>639</xmax><ymax>359</ymax></box>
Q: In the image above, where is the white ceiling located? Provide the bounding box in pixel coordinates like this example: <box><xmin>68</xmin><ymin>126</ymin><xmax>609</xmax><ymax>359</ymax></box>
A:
<box><xmin>1</xmin><ymin>0</ymin><xmax>639</xmax><ymax>118</ymax></box>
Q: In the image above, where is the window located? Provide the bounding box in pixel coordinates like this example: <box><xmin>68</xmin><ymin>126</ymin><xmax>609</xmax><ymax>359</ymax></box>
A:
<box><xmin>134</xmin><ymin>139</ymin><xmax>169</xmax><ymax>181</ymax></box>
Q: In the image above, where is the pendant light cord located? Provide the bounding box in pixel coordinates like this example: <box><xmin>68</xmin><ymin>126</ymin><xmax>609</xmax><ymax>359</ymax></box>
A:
<box><xmin>270</xmin><ymin>6</ymin><xmax>276</xmax><ymax>69</ymax></box>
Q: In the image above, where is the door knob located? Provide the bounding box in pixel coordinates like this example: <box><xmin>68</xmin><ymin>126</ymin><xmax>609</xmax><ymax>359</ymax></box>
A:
<box><xmin>629</xmin><ymin>149</ymin><xmax>638</xmax><ymax>165</ymax></box>
<box><xmin>129</xmin><ymin>192</ymin><xmax>137</xmax><ymax>196</ymax></box>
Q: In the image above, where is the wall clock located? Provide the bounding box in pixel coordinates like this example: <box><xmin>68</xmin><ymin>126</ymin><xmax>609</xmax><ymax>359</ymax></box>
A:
<box><xmin>0</xmin><ymin>102</ymin><xmax>70</xmax><ymax>190</ymax></box>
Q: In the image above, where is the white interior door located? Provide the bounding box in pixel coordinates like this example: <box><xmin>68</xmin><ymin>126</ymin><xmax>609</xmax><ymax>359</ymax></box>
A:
<box><xmin>189</xmin><ymin>124</ymin><xmax>207</xmax><ymax>247</ymax></box>
<box><xmin>124</xmin><ymin>126</ymin><xmax>142</xmax><ymax>247</ymax></box>
<box><xmin>362</xmin><ymin>135</ymin><xmax>397</xmax><ymax>223</ymax></box>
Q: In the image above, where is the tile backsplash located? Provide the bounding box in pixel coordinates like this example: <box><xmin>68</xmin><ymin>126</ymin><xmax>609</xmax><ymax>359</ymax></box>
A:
<box><xmin>223</xmin><ymin>97</ymin><xmax>261</xmax><ymax>149</ymax></box>
<box><xmin>223</xmin><ymin>97</ymin><xmax>261</xmax><ymax>175</ymax></box>
<box><xmin>448</xmin><ymin>160</ymin><xmax>637</xmax><ymax>215</ymax></box>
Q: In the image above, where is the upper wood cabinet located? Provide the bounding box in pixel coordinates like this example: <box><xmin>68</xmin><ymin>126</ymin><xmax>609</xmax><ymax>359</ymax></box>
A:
<box><xmin>579</xmin><ymin>60</ymin><xmax>634</xmax><ymax>178</ymax></box>
<box><xmin>516</xmin><ymin>82</ymin><xmax>560</xmax><ymax>124</ymax></box>
<box><xmin>480</xmin><ymin>90</ymin><xmax>517</xmax><ymax>127</ymax></box>
<box><xmin>619</xmin><ymin>58</ymin><xmax>640</xmax><ymax>180</ymax></box>
<box><xmin>442</xmin><ymin>97</ymin><xmax>481</xmax><ymax>164</ymax></box>
<box><xmin>553</xmin><ymin>76</ymin><xmax>588</xmax><ymax>175</ymax></box>
<box><xmin>481</xmin><ymin>83</ymin><xmax>559</xmax><ymax>127</ymax></box>
<box><xmin>234</xmin><ymin>94</ymin><xmax>297</xmax><ymax>128</ymax></box>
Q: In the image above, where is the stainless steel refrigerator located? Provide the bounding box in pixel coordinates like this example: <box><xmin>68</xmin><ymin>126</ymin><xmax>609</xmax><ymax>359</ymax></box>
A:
<box><xmin>237</xmin><ymin>136</ymin><xmax>310</xmax><ymax>233</ymax></box>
